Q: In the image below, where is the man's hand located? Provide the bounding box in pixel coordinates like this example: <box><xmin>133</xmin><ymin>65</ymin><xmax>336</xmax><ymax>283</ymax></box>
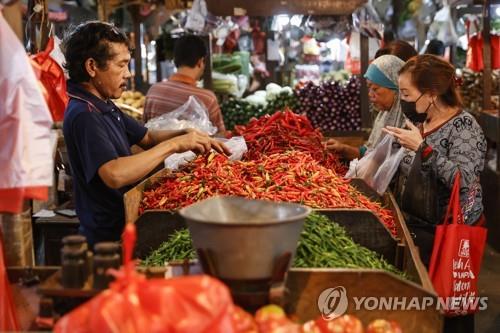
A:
<box><xmin>168</xmin><ymin>131</ymin><xmax>230</xmax><ymax>155</ymax></box>
<box><xmin>383</xmin><ymin>120</ymin><xmax>424</xmax><ymax>152</ymax></box>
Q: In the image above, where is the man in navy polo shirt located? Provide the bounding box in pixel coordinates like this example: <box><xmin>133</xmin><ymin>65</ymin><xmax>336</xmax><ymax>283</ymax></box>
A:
<box><xmin>62</xmin><ymin>21</ymin><xmax>228</xmax><ymax>246</ymax></box>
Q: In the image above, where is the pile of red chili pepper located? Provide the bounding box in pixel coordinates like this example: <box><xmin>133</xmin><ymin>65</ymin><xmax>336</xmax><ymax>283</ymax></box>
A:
<box><xmin>232</xmin><ymin>109</ymin><xmax>348</xmax><ymax>175</ymax></box>
<box><xmin>140</xmin><ymin>151</ymin><xmax>396</xmax><ymax>236</ymax></box>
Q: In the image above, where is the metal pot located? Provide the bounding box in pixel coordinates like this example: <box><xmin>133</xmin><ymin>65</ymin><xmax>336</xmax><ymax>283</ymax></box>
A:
<box><xmin>179</xmin><ymin>196</ymin><xmax>310</xmax><ymax>280</ymax></box>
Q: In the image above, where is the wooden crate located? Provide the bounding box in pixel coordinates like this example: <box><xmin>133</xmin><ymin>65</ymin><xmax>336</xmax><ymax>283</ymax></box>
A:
<box><xmin>286</xmin><ymin>269</ymin><xmax>441</xmax><ymax>332</ymax></box>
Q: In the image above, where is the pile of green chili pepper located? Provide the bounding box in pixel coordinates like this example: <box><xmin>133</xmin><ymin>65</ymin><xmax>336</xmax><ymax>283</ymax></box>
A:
<box><xmin>141</xmin><ymin>213</ymin><xmax>405</xmax><ymax>279</ymax></box>
<box><xmin>141</xmin><ymin>229</ymin><xmax>196</xmax><ymax>266</ymax></box>
<box><xmin>294</xmin><ymin>213</ymin><xmax>405</xmax><ymax>277</ymax></box>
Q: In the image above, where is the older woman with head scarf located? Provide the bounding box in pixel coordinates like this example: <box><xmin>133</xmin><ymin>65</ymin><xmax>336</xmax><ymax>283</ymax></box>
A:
<box><xmin>327</xmin><ymin>55</ymin><xmax>406</xmax><ymax>160</ymax></box>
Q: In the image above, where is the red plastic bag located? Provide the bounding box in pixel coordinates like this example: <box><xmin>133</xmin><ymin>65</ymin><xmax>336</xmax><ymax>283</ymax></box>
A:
<box><xmin>0</xmin><ymin>230</ymin><xmax>20</xmax><ymax>331</ymax></box>
<box><xmin>466</xmin><ymin>20</ymin><xmax>500</xmax><ymax>71</ymax></box>
<box><xmin>428</xmin><ymin>172</ymin><xmax>488</xmax><ymax>316</ymax></box>
<box><xmin>54</xmin><ymin>224</ymin><xmax>238</xmax><ymax>333</ymax></box>
<box><xmin>31</xmin><ymin>37</ymin><xmax>69</xmax><ymax>122</ymax></box>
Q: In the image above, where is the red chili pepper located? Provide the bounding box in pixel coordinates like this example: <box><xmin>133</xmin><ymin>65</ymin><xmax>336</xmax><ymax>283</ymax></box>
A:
<box><xmin>140</xmin><ymin>151</ymin><xmax>396</xmax><ymax>236</ymax></box>
<box><xmin>232</xmin><ymin>108</ymin><xmax>348</xmax><ymax>175</ymax></box>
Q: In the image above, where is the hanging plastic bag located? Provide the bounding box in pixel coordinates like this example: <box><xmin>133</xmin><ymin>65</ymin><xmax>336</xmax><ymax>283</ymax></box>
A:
<box><xmin>465</xmin><ymin>19</ymin><xmax>483</xmax><ymax>72</ymax></box>
<box><xmin>350</xmin><ymin>0</ymin><xmax>384</xmax><ymax>74</ymax></box>
<box><xmin>428</xmin><ymin>172</ymin><xmax>487</xmax><ymax>316</ymax></box>
<box><xmin>352</xmin><ymin>0</ymin><xmax>384</xmax><ymax>40</ymax></box>
<box><xmin>213</xmin><ymin>18</ymin><xmax>233</xmax><ymax>51</ymax></box>
<box><xmin>465</xmin><ymin>18</ymin><xmax>500</xmax><ymax>71</ymax></box>
<box><xmin>184</xmin><ymin>0</ymin><xmax>207</xmax><ymax>32</ymax></box>
<box><xmin>30</xmin><ymin>37</ymin><xmax>69</xmax><ymax>122</ymax></box>
<box><xmin>164</xmin><ymin>136</ymin><xmax>247</xmax><ymax>170</ymax></box>
<box><xmin>54</xmin><ymin>224</ymin><xmax>240</xmax><ymax>333</ymax></box>
<box><xmin>49</xmin><ymin>35</ymin><xmax>66</xmax><ymax>75</ymax></box>
<box><xmin>345</xmin><ymin>32</ymin><xmax>381</xmax><ymax>74</ymax></box>
<box><xmin>426</xmin><ymin>2</ymin><xmax>458</xmax><ymax>46</ymax></box>
<box><xmin>345</xmin><ymin>134</ymin><xmax>405</xmax><ymax>195</ymax></box>
<box><xmin>145</xmin><ymin>96</ymin><xmax>217</xmax><ymax>135</ymax></box>
<box><xmin>0</xmin><ymin>11</ymin><xmax>53</xmax><ymax>213</ymax></box>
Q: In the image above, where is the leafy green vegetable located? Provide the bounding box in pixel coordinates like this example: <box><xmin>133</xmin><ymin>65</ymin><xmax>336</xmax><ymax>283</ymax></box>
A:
<box><xmin>141</xmin><ymin>229</ymin><xmax>196</xmax><ymax>266</ymax></box>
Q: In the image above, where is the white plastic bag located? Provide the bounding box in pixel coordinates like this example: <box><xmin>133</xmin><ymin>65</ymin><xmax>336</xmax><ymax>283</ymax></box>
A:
<box><xmin>184</xmin><ymin>0</ymin><xmax>207</xmax><ymax>32</ymax></box>
<box><xmin>145</xmin><ymin>96</ymin><xmax>217</xmax><ymax>135</ymax></box>
<box><xmin>164</xmin><ymin>151</ymin><xmax>197</xmax><ymax>170</ymax></box>
<box><xmin>164</xmin><ymin>136</ymin><xmax>248</xmax><ymax>170</ymax></box>
<box><xmin>427</xmin><ymin>3</ymin><xmax>458</xmax><ymax>46</ymax></box>
<box><xmin>352</xmin><ymin>0</ymin><xmax>384</xmax><ymax>40</ymax></box>
<box><xmin>217</xmin><ymin>136</ymin><xmax>248</xmax><ymax>161</ymax></box>
<box><xmin>345</xmin><ymin>134</ymin><xmax>405</xmax><ymax>195</ymax></box>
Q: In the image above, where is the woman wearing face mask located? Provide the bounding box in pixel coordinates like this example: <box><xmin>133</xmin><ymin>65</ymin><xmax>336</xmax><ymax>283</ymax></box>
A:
<box><xmin>327</xmin><ymin>55</ymin><xmax>406</xmax><ymax>159</ymax></box>
<box><xmin>384</xmin><ymin>55</ymin><xmax>486</xmax><ymax>333</ymax></box>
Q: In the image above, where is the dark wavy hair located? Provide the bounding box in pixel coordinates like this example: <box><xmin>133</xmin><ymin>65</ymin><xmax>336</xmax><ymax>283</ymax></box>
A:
<box><xmin>61</xmin><ymin>21</ymin><xmax>129</xmax><ymax>83</ymax></box>
<box><xmin>174</xmin><ymin>35</ymin><xmax>207</xmax><ymax>68</ymax></box>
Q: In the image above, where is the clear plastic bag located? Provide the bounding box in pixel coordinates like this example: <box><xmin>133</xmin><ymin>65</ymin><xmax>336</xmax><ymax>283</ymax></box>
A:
<box><xmin>352</xmin><ymin>0</ymin><xmax>384</xmax><ymax>40</ymax></box>
<box><xmin>345</xmin><ymin>134</ymin><xmax>405</xmax><ymax>195</ymax></box>
<box><xmin>217</xmin><ymin>136</ymin><xmax>248</xmax><ymax>161</ymax></box>
<box><xmin>184</xmin><ymin>0</ymin><xmax>207</xmax><ymax>32</ymax></box>
<box><xmin>145</xmin><ymin>96</ymin><xmax>217</xmax><ymax>135</ymax></box>
<box><xmin>164</xmin><ymin>136</ymin><xmax>247</xmax><ymax>170</ymax></box>
<box><xmin>426</xmin><ymin>3</ymin><xmax>458</xmax><ymax>46</ymax></box>
<box><xmin>164</xmin><ymin>151</ymin><xmax>197</xmax><ymax>170</ymax></box>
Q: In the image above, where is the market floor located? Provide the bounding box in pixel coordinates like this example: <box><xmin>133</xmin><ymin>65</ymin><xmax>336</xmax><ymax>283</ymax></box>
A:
<box><xmin>476</xmin><ymin>244</ymin><xmax>500</xmax><ymax>332</ymax></box>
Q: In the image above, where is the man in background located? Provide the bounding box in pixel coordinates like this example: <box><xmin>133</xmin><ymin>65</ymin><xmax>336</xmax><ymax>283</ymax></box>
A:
<box><xmin>144</xmin><ymin>35</ymin><xmax>225</xmax><ymax>132</ymax></box>
<box><xmin>424</xmin><ymin>39</ymin><xmax>446</xmax><ymax>57</ymax></box>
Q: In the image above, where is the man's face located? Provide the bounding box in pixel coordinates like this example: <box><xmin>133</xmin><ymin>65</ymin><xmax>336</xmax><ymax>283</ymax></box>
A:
<box><xmin>93</xmin><ymin>42</ymin><xmax>131</xmax><ymax>99</ymax></box>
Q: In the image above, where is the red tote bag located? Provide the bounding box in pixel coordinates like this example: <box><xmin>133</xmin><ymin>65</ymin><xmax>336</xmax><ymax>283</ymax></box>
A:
<box><xmin>428</xmin><ymin>172</ymin><xmax>487</xmax><ymax>316</ymax></box>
